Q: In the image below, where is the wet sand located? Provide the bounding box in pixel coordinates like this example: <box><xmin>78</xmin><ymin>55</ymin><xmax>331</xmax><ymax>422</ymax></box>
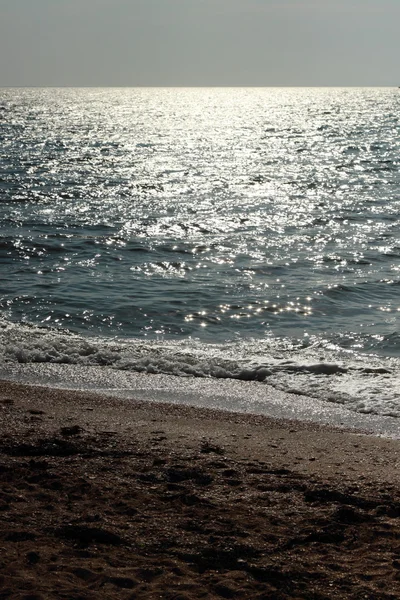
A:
<box><xmin>0</xmin><ymin>379</ymin><xmax>400</xmax><ymax>599</ymax></box>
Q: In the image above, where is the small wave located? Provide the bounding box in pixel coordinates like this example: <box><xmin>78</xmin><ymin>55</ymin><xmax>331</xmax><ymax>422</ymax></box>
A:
<box><xmin>1</xmin><ymin>318</ymin><xmax>400</xmax><ymax>418</ymax></box>
<box><xmin>323</xmin><ymin>284</ymin><xmax>354</xmax><ymax>297</ymax></box>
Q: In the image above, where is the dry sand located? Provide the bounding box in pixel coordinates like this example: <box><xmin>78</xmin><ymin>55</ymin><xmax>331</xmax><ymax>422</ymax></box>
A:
<box><xmin>0</xmin><ymin>379</ymin><xmax>400</xmax><ymax>599</ymax></box>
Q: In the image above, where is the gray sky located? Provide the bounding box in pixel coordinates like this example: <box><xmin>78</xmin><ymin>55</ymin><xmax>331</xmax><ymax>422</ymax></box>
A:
<box><xmin>1</xmin><ymin>0</ymin><xmax>399</xmax><ymax>86</ymax></box>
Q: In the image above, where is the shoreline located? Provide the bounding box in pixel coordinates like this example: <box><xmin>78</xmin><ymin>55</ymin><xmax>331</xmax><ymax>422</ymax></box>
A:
<box><xmin>2</xmin><ymin>364</ymin><xmax>400</xmax><ymax>440</ymax></box>
<box><xmin>1</xmin><ymin>379</ymin><xmax>400</xmax><ymax>598</ymax></box>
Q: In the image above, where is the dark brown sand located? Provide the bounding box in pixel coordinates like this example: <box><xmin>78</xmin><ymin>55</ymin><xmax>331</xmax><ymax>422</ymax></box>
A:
<box><xmin>0</xmin><ymin>379</ymin><xmax>400</xmax><ymax>599</ymax></box>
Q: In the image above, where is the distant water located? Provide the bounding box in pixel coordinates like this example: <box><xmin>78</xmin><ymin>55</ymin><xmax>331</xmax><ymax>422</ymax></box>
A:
<box><xmin>1</xmin><ymin>87</ymin><xmax>400</xmax><ymax>420</ymax></box>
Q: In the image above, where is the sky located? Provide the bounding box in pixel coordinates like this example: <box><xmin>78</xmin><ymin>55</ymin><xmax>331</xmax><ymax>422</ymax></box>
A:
<box><xmin>0</xmin><ymin>0</ymin><xmax>399</xmax><ymax>87</ymax></box>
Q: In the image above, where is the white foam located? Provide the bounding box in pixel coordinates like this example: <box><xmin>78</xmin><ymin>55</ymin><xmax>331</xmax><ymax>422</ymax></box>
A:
<box><xmin>1</xmin><ymin>317</ymin><xmax>400</xmax><ymax>421</ymax></box>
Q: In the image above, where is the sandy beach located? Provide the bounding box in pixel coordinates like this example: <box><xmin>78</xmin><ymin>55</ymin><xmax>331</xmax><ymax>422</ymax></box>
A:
<box><xmin>1</xmin><ymin>379</ymin><xmax>400</xmax><ymax>599</ymax></box>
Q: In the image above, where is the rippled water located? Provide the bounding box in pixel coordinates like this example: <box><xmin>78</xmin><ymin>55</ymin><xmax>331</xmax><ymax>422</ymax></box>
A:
<box><xmin>1</xmin><ymin>87</ymin><xmax>400</xmax><ymax>419</ymax></box>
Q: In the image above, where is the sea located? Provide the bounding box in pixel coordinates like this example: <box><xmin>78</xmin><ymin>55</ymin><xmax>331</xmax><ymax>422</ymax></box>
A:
<box><xmin>1</xmin><ymin>87</ymin><xmax>400</xmax><ymax>435</ymax></box>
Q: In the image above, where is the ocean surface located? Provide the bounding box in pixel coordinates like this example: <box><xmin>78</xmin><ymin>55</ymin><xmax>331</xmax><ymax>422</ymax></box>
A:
<box><xmin>1</xmin><ymin>87</ymin><xmax>400</xmax><ymax>426</ymax></box>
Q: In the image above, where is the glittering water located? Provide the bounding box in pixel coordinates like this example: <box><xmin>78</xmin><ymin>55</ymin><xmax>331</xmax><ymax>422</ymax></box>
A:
<box><xmin>1</xmin><ymin>87</ymin><xmax>400</xmax><ymax>419</ymax></box>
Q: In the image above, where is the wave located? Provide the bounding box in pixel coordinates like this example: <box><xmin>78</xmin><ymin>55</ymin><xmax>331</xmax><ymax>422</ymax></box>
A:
<box><xmin>1</xmin><ymin>317</ymin><xmax>400</xmax><ymax>419</ymax></box>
